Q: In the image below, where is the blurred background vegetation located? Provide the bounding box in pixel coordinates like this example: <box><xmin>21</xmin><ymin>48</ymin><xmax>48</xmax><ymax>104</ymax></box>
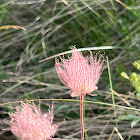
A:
<box><xmin>0</xmin><ymin>0</ymin><xmax>140</xmax><ymax>139</ymax></box>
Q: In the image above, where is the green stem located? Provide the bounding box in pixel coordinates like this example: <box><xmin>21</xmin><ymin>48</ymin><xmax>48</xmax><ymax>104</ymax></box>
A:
<box><xmin>83</xmin><ymin>96</ymin><xmax>88</xmax><ymax>140</ymax></box>
<box><xmin>107</xmin><ymin>56</ymin><xmax>119</xmax><ymax>140</ymax></box>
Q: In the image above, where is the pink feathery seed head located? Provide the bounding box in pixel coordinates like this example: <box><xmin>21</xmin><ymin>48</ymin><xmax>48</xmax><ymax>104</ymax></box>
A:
<box><xmin>7</xmin><ymin>102</ymin><xmax>60</xmax><ymax>140</ymax></box>
<box><xmin>56</xmin><ymin>47</ymin><xmax>104</xmax><ymax>97</ymax></box>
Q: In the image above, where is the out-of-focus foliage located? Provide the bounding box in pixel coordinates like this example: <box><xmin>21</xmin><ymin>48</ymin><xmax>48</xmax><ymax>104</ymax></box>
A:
<box><xmin>118</xmin><ymin>114</ymin><xmax>140</xmax><ymax>128</ymax></box>
<box><xmin>121</xmin><ymin>60</ymin><xmax>140</xmax><ymax>99</ymax></box>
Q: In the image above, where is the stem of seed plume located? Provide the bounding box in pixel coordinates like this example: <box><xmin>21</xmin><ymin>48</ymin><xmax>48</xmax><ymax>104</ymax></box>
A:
<box><xmin>80</xmin><ymin>95</ymin><xmax>84</xmax><ymax>140</ymax></box>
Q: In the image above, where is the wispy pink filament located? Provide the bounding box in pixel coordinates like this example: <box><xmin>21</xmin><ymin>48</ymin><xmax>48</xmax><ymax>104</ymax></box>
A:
<box><xmin>56</xmin><ymin>47</ymin><xmax>103</xmax><ymax>97</ymax></box>
<box><xmin>7</xmin><ymin>102</ymin><xmax>60</xmax><ymax>140</ymax></box>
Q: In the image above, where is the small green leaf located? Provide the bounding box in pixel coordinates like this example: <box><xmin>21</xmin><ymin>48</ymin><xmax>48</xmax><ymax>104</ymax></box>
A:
<box><xmin>130</xmin><ymin>72</ymin><xmax>140</xmax><ymax>93</ymax></box>
<box><xmin>118</xmin><ymin>114</ymin><xmax>140</xmax><ymax>128</ymax></box>
<box><xmin>133</xmin><ymin>60</ymin><xmax>140</xmax><ymax>71</ymax></box>
<box><xmin>118</xmin><ymin>114</ymin><xmax>139</xmax><ymax>121</ymax></box>
<box><xmin>131</xmin><ymin>119</ymin><xmax>140</xmax><ymax>128</ymax></box>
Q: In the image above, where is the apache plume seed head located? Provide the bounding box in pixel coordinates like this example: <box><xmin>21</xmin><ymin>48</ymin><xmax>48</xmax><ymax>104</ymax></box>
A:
<box><xmin>7</xmin><ymin>102</ymin><xmax>60</xmax><ymax>140</ymax></box>
<box><xmin>56</xmin><ymin>47</ymin><xmax>104</xmax><ymax>97</ymax></box>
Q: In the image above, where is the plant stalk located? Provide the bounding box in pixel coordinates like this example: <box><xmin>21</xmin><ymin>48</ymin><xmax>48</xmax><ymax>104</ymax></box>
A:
<box><xmin>80</xmin><ymin>95</ymin><xmax>84</xmax><ymax>140</ymax></box>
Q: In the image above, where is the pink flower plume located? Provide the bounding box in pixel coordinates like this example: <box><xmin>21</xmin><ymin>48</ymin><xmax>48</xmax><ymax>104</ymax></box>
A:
<box><xmin>56</xmin><ymin>47</ymin><xmax>103</xmax><ymax>97</ymax></box>
<box><xmin>7</xmin><ymin>102</ymin><xmax>60</xmax><ymax>140</ymax></box>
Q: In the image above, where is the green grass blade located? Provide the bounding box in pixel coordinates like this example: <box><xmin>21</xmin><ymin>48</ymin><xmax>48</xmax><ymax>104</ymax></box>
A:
<box><xmin>0</xmin><ymin>72</ymin><xmax>47</xmax><ymax>97</ymax></box>
<box><xmin>1</xmin><ymin>99</ymin><xmax>140</xmax><ymax>113</ymax></box>
<box><xmin>107</xmin><ymin>56</ymin><xmax>119</xmax><ymax>139</ymax></box>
